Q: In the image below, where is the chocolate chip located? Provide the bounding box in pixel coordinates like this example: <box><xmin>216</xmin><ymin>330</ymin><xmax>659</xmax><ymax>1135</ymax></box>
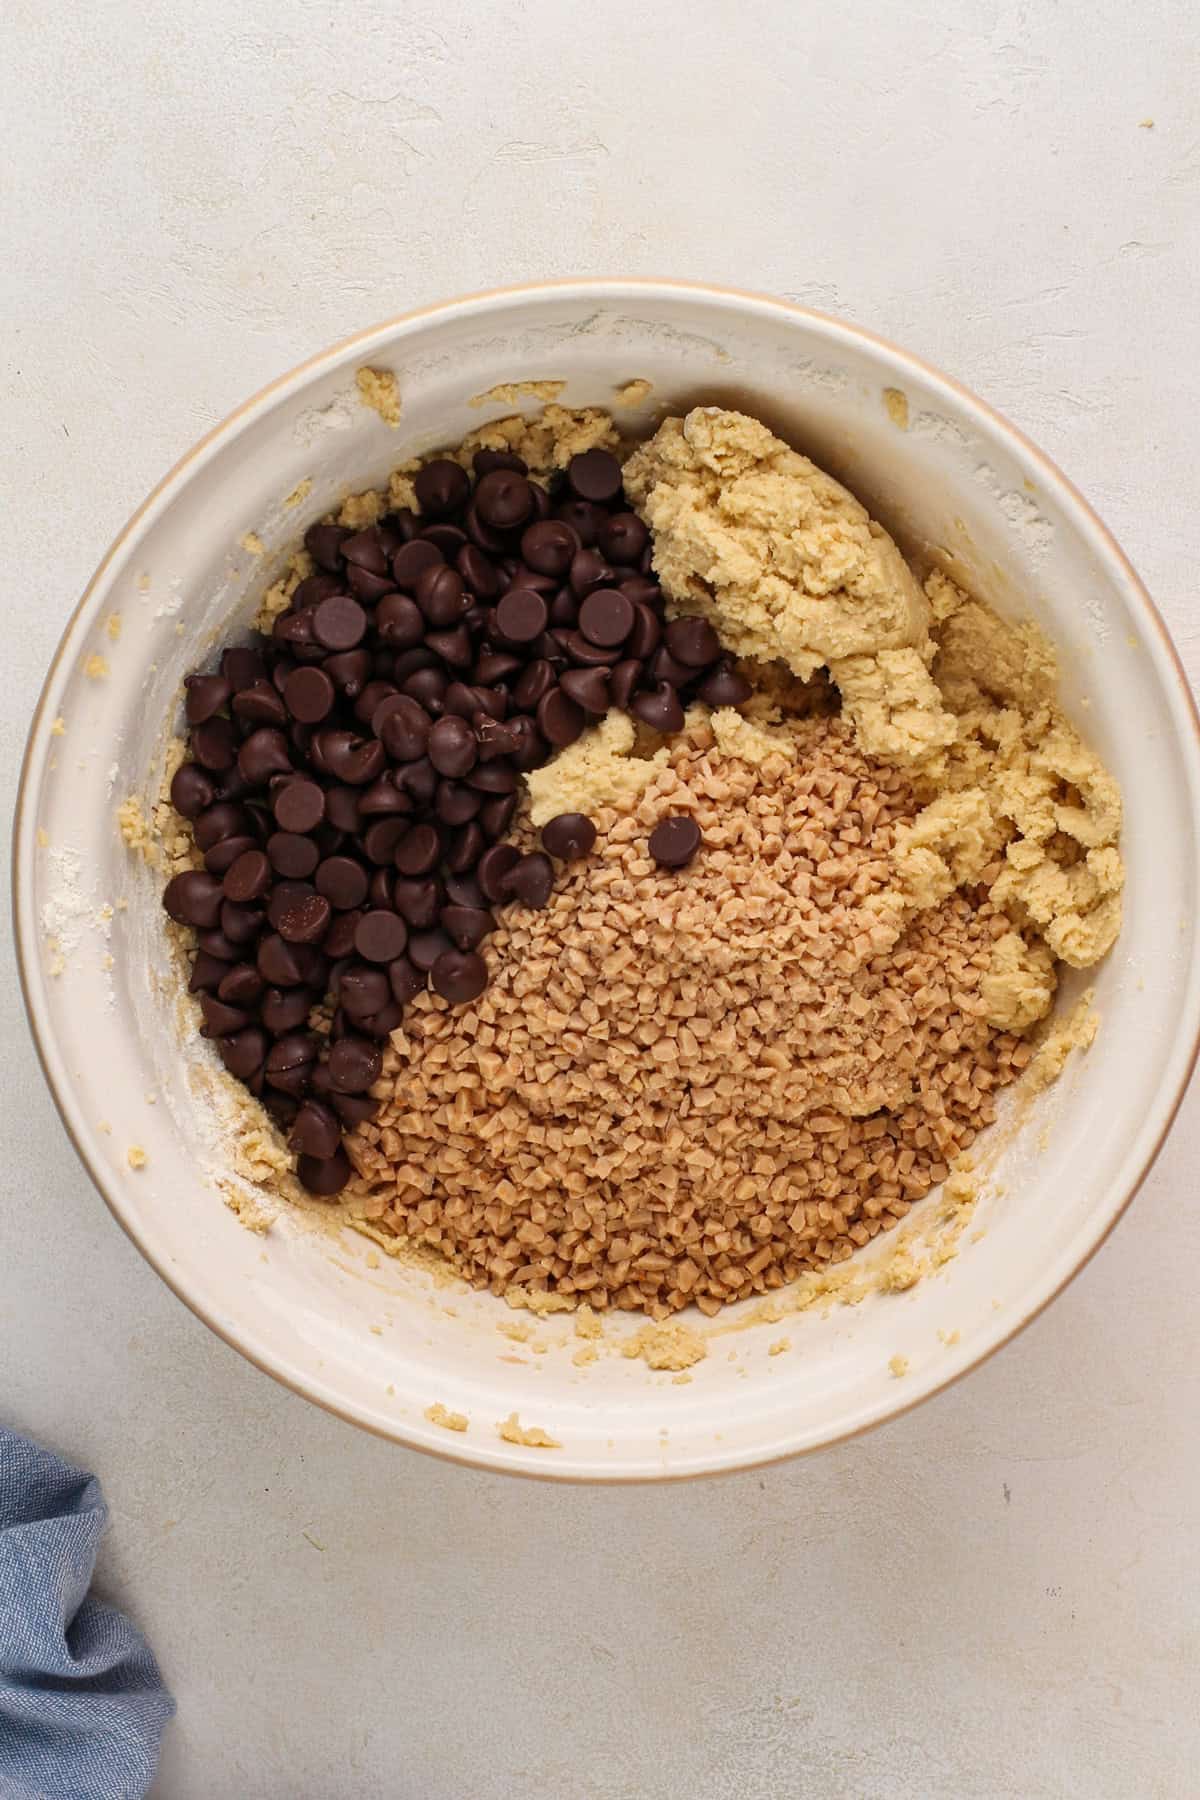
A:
<box><xmin>388</xmin><ymin>956</ymin><xmax>425</xmax><ymax>1005</ymax></box>
<box><xmin>310</xmin><ymin>595</ymin><xmax>366</xmax><ymax>653</ymax></box>
<box><xmin>579</xmin><ymin>587</ymin><xmax>634</xmax><ymax>648</ymax></box>
<box><xmin>315</xmin><ymin>856</ymin><xmax>368</xmax><ymax>909</ymax></box>
<box><xmin>184</xmin><ymin>672</ymin><xmax>231</xmax><ymax>724</ymax></box>
<box><xmin>566</xmin><ymin>448</ymin><xmax>623</xmax><ymax>504</ymax></box>
<box><xmin>476</xmin><ymin>843</ymin><xmax>520</xmax><ymax>903</ymax></box>
<box><xmin>266</xmin><ymin>832</ymin><xmax>319</xmax><ymax>879</ymax></box>
<box><xmin>305</xmin><ymin>522</ymin><xmax>350</xmax><ymax>570</ymax></box>
<box><xmin>338</xmin><ymin>964</ymin><xmax>391</xmax><ymax>1019</ymax></box>
<box><xmin>169</xmin><ymin>764</ymin><xmax>217</xmax><ymax>819</ymax></box>
<box><xmin>277</xmin><ymin>893</ymin><xmax>331</xmax><ymax>945</ymax></box>
<box><xmin>222</xmin><ymin>849</ymin><xmax>272</xmax><ymax>904</ymax></box>
<box><xmin>697</xmin><ymin>662</ymin><xmax>753</xmax><ymax>707</ymax></box>
<box><xmin>238</xmin><ymin>727</ymin><xmax>292</xmax><ymax>784</ymax></box>
<box><xmin>541</xmin><ymin>813</ymin><xmax>596</xmax><ymax>860</ymax></box>
<box><xmin>479</xmin><ymin>791</ymin><xmax>519</xmax><ymax>838</ymax></box>
<box><xmin>473</xmin><ymin>448</ymin><xmax>527</xmax><ymax>477</ymax></box>
<box><xmin>440</xmin><ymin>904</ymin><xmax>495</xmax><ymax>949</ymax></box>
<box><xmin>503</xmin><ymin>851</ymin><xmax>554</xmax><ymax>909</ymax></box>
<box><xmin>260</xmin><ymin>987</ymin><xmax>312</xmax><ymax>1033</ymax></box>
<box><xmin>256</xmin><ymin>933</ymin><xmax>307</xmax><ymax>986</ymax></box>
<box><xmin>196</xmin><ymin>928</ymin><xmax>241</xmax><ymax>962</ymax></box>
<box><xmin>199</xmin><ymin>993</ymin><xmax>253</xmax><ymax>1037</ymax></box>
<box><xmin>192</xmin><ymin>717</ymin><xmax>239</xmax><ymax>772</ymax></box>
<box><xmin>431</xmin><ymin>949</ymin><xmax>488</xmax><ymax>1004</ymax></box>
<box><xmin>393</xmin><ymin>822</ymin><xmax>441</xmax><ymax>877</ymax></box>
<box><xmin>324</xmin><ymin>649</ymin><xmax>372</xmax><ymax>697</ymax></box>
<box><xmin>220</xmin><ymin>901</ymin><xmax>264</xmax><ymax>946</ymax></box>
<box><xmin>391</xmin><ymin>539</ymin><xmax>444</xmax><ymax>592</ymax></box>
<box><xmin>559</xmin><ymin>667</ymin><xmax>610</xmax><ymax>715</ymax></box>
<box><xmin>325</xmin><ymin>786</ymin><xmax>362</xmax><ymax>833</ymax></box>
<box><xmin>204</xmin><ymin>835</ymin><xmax>258</xmax><ymax>877</ymax></box>
<box><xmin>327</xmin><ymin>1036</ymin><xmax>381</xmax><ymax>1094</ymax></box>
<box><xmin>421</xmin><ymin>523</ymin><xmax>467</xmax><ymax>557</ymax></box>
<box><xmin>665</xmin><ymin>616</ymin><xmax>721</xmax><ymax>668</ymax></box>
<box><xmin>188</xmin><ymin>950</ymin><xmax>227</xmax><ymax>993</ymax></box>
<box><xmin>222</xmin><ymin>645</ymin><xmax>267</xmax><ymax>690</ymax></box>
<box><xmin>341</xmin><ymin>529</ymin><xmax>389</xmax><ymax>574</ymax></box>
<box><xmin>436</xmin><ymin>779</ymin><xmax>482</xmax><ymax>825</ymax></box>
<box><xmin>297</xmin><ymin>1145</ymin><xmax>352</xmax><ymax>1195</ymax></box>
<box><xmin>273</xmin><ymin>778</ymin><xmax>325</xmax><ymax>834</ymax></box>
<box><xmin>521</xmin><ymin>518</ymin><xmax>580</xmax><ymax>577</ymax></box>
<box><xmin>219</xmin><ymin>1027</ymin><xmax>268</xmax><ymax>1080</ymax></box>
<box><xmin>428</xmin><ymin>715</ymin><xmax>477</xmax><ymax>778</ymax></box>
<box><xmin>354</xmin><ymin>910</ymin><xmax>408</xmax><ymax>964</ymax></box>
<box><xmin>395</xmin><ymin>755</ymin><xmax>439</xmax><ymax>807</ymax></box>
<box><xmin>194</xmin><ymin>802</ymin><xmax>248</xmax><ymax>852</ymax></box>
<box><xmin>631</xmin><ymin>682</ymin><xmax>685</xmax><ymax>735</ymax></box>
<box><xmin>314</xmin><ymin>730</ymin><xmax>386</xmax><ymax>786</ymax></box>
<box><xmin>445</xmin><ymin>821</ymin><xmax>485</xmax><ymax>873</ymax></box>
<box><xmin>599</xmin><ymin>512</ymin><xmax>649</xmax><ymax>565</ymax></box>
<box><xmin>232</xmin><ymin>680</ymin><xmax>289</xmax><ymax>727</ymax></box>
<box><xmin>408</xmin><ymin>928</ymin><xmax>453</xmax><ymax>972</ymax></box>
<box><xmin>371</xmin><ymin>693</ymin><xmax>430</xmax><ymax>763</ymax></box>
<box><xmin>217</xmin><ymin>963</ymin><xmax>264</xmax><ymax>1008</ymax></box>
<box><xmin>568</xmin><ymin>547</ymin><xmax>617</xmax><ymax>599</ymax></box>
<box><xmin>424</xmin><ymin>626</ymin><xmax>473</xmax><ymax>669</ymax></box>
<box><xmin>367</xmin><ymin>868</ymin><xmax>394</xmax><ymax>910</ymax></box>
<box><xmin>609</xmin><ymin>658</ymin><xmax>643</xmax><ymax>711</ymax></box>
<box><xmin>648</xmin><ymin>815</ymin><xmax>701</xmax><ymax>868</ymax></box>
<box><xmin>288</xmin><ymin>1100</ymin><xmax>342</xmax><ymax>1161</ymax></box>
<box><xmin>163</xmin><ymin>871</ymin><xmax>224</xmax><ymax>928</ymax></box>
<box><xmin>495</xmin><ymin>587</ymin><xmax>548</xmax><ymax>644</ymax></box>
<box><xmin>475</xmin><ymin>469</ymin><xmax>534</xmax><ymax>530</ymax></box>
<box><xmin>512</xmin><ymin>658</ymin><xmax>555</xmax><ymax>710</ymax></box>
<box><xmin>414</xmin><ymin>458</ymin><xmax>470</xmax><ymax>517</ymax></box>
<box><xmin>358</xmin><ymin>775</ymin><xmax>411</xmax><ymax>817</ymax></box>
<box><xmin>457</xmin><ymin>543</ymin><xmax>502</xmax><ymax>599</ymax></box>
<box><xmin>323</xmin><ymin>910</ymin><xmax>363</xmax><ymax>959</ymax></box>
<box><xmin>626</xmin><ymin>603</ymin><xmax>662</xmax><ymax>660</ymax></box>
<box><xmin>362</xmin><ymin>818</ymin><xmax>409</xmax><ymax>865</ymax></box>
<box><xmin>282</xmin><ymin>666</ymin><xmax>335</xmax><ymax>724</ymax></box>
<box><xmin>291</xmin><ymin>574</ymin><xmax>344</xmax><ymax>612</ymax></box>
<box><xmin>556</xmin><ymin>499</ymin><xmax>607</xmax><ymax>548</ymax></box>
<box><xmin>558</xmin><ymin>628</ymin><xmax>620</xmax><ymax>669</ymax></box>
<box><xmin>535</xmin><ymin>686</ymin><xmax>585</xmax><ymax>748</ymax></box>
<box><xmin>415</xmin><ymin>563</ymin><xmax>466</xmax><ymax>628</ymax></box>
<box><xmin>650</xmin><ymin>646</ymin><xmax>695</xmax><ymax>688</ymax></box>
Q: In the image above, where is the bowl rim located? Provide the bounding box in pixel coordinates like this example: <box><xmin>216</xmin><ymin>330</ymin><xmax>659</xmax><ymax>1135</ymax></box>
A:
<box><xmin>13</xmin><ymin>276</ymin><xmax>1200</xmax><ymax>1482</ymax></box>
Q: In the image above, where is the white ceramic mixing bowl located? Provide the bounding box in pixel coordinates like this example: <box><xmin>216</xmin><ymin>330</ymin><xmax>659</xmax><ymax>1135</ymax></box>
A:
<box><xmin>15</xmin><ymin>281</ymin><xmax>1200</xmax><ymax>1479</ymax></box>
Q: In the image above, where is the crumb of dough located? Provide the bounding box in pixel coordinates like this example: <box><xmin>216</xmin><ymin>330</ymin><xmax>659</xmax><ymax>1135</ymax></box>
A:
<box><xmin>117</xmin><ymin>796</ymin><xmax>159</xmax><ymax>867</ymax></box>
<box><xmin>98</xmin><ymin>1120</ymin><xmax>112</xmax><ymax>1134</ymax></box>
<box><xmin>525</xmin><ymin>707</ymin><xmax>670</xmax><ymax>825</ymax></box>
<box><xmin>1139</xmin><ymin>118</ymin><xmax>1154</xmax><ymax>128</ymax></box>
<box><xmin>239</xmin><ymin>531</ymin><xmax>265</xmax><ymax>556</ymax></box>
<box><xmin>572</xmin><ymin>1344</ymin><xmax>598</xmax><ymax>1367</ymax></box>
<box><xmin>337</xmin><ymin>488</ymin><xmax>387</xmax><ymax>528</ymax></box>
<box><xmin>469</xmin><ymin>379</ymin><xmax>565</xmax><ymax>409</ymax></box>
<box><xmin>50</xmin><ymin>716</ymin><xmax>66</xmax><ymax>736</ymax></box>
<box><xmin>84</xmin><ymin>655</ymin><xmax>109</xmax><ymax>680</ymax></box>
<box><xmin>574</xmin><ymin>1304</ymin><xmax>602</xmax><ymax>1340</ymax></box>
<box><xmin>620</xmin><ymin>1322</ymin><xmax>707</xmax><ymax>1372</ymax></box>
<box><xmin>105</xmin><ymin>612</ymin><xmax>122</xmax><ymax>641</ymax></box>
<box><xmin>283</xmin><ymin>478</ymin><xmax>312</xmax><ymax>509</ymax></box>
<box><xmin>253</xmin><ymin>552</ymin><xmax>310</xmax><ymax>631</ymax></box>
<box><xmin>768</xmin><ymin>1337</ymin><xmax>792</xmax><ymax>1356</ymax></box>
<box><xmin>880</xmin><ymin>1251</ymin><xmax>922</xmax><ymax>1293</ymax></box>
<box><xmin>497</xmin><ymin>1413</ymin><xmax>561</xmax><ymax>1449</ymax></box>
<box><xmin>938</xmin><ymin>1328</ymin><xmax>961</xmax><ymax>1345</ymax></box>
<box><xmin>888</xmin><ymin>1353</ymin><xmax>910</xmax><ymax>1378</ymax></box>
<box><xmin>127</xmin><ymin>1146</ymin><xmax>147</xmax><ymax>1170</ymax></box>
<box><xmin>883</xmin><ymin>387</ymin><xmax>909</xmax><ymax>430</ymax></box>
<box><xmin>137</xmin><ymin>572</ymin><xmax>150</xmax><ymax>593</ymax></box>
<box><xmin>36</xmin><ymin>827</ymin><xmax>48</xmax><ymax>848</ymax></box>
<box><xmin>218</xmin><ymin>1184</ymin><xmax>272</xmax><ymax>1233</ymax></box>
<box><xmin>355</xmin><ymin>366</ymin><xmax>402</xmax><ymax>427</ymax></box>
<box><xmin>425</xmin><ymin>1402</ymin><xmax>469</xmax><ymax>1433</ymax></box>
<box><xmin>498</xmin><ymin>1319</ymin><xmax>532</xmax><ymax>1344</ymax></box>
<box><xmin>1027</xmin><ymin>991</ymin><xmax>1098</xmax><ymax>1091</ymax></box>
<box><xmin>615</xmin><ymin>378</ymin><xmax>653</xmax><ymax>407</ymax></box>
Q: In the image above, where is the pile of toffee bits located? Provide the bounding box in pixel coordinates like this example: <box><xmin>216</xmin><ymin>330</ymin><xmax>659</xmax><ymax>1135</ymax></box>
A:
<box><xmin>162</xmin><ymin>445</ymin><xmax>750</xmax><ymax>1195</ymax></box>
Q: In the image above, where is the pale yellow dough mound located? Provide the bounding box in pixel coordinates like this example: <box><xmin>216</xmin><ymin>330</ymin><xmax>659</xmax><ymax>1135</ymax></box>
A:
<box><xmin>621</xmin><ymin>408</ymin><xmax>1124</xmax><ymax>1016</ymax></box>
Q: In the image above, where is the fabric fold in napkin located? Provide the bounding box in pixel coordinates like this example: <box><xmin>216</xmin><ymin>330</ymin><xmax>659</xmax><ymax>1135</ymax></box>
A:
<box><xmin>0</xmin><ymin>1425</ymin><xmax>173</xmax><ymax>1800</ymax></box>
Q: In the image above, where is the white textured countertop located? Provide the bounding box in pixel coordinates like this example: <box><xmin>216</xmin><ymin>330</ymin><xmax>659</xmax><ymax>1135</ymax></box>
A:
<box><xmin>3</xmin><ymin>2</ymin><xmax>1198</xmax><ymax>1794</ymax></box>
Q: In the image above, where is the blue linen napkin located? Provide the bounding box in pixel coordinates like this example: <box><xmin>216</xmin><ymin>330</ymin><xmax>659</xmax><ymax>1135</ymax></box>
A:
<box><xmin>0</xmin><ymin>1426</ymin><xmax>173</xmax><ymax>1800</ymax></box>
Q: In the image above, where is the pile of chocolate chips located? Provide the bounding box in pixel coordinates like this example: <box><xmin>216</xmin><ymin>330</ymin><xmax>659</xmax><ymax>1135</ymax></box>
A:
<box><xmin>162</xmin><ymin>446</ymin><xmax>750</xmax><ymax>1194</ymax></box>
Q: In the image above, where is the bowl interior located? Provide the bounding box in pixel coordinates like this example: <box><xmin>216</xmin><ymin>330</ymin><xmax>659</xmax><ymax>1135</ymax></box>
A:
<box><xmin>17</xmin><ymin>284</ymin><xmax>1200</xmax><ymax>1478</ymax></box>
